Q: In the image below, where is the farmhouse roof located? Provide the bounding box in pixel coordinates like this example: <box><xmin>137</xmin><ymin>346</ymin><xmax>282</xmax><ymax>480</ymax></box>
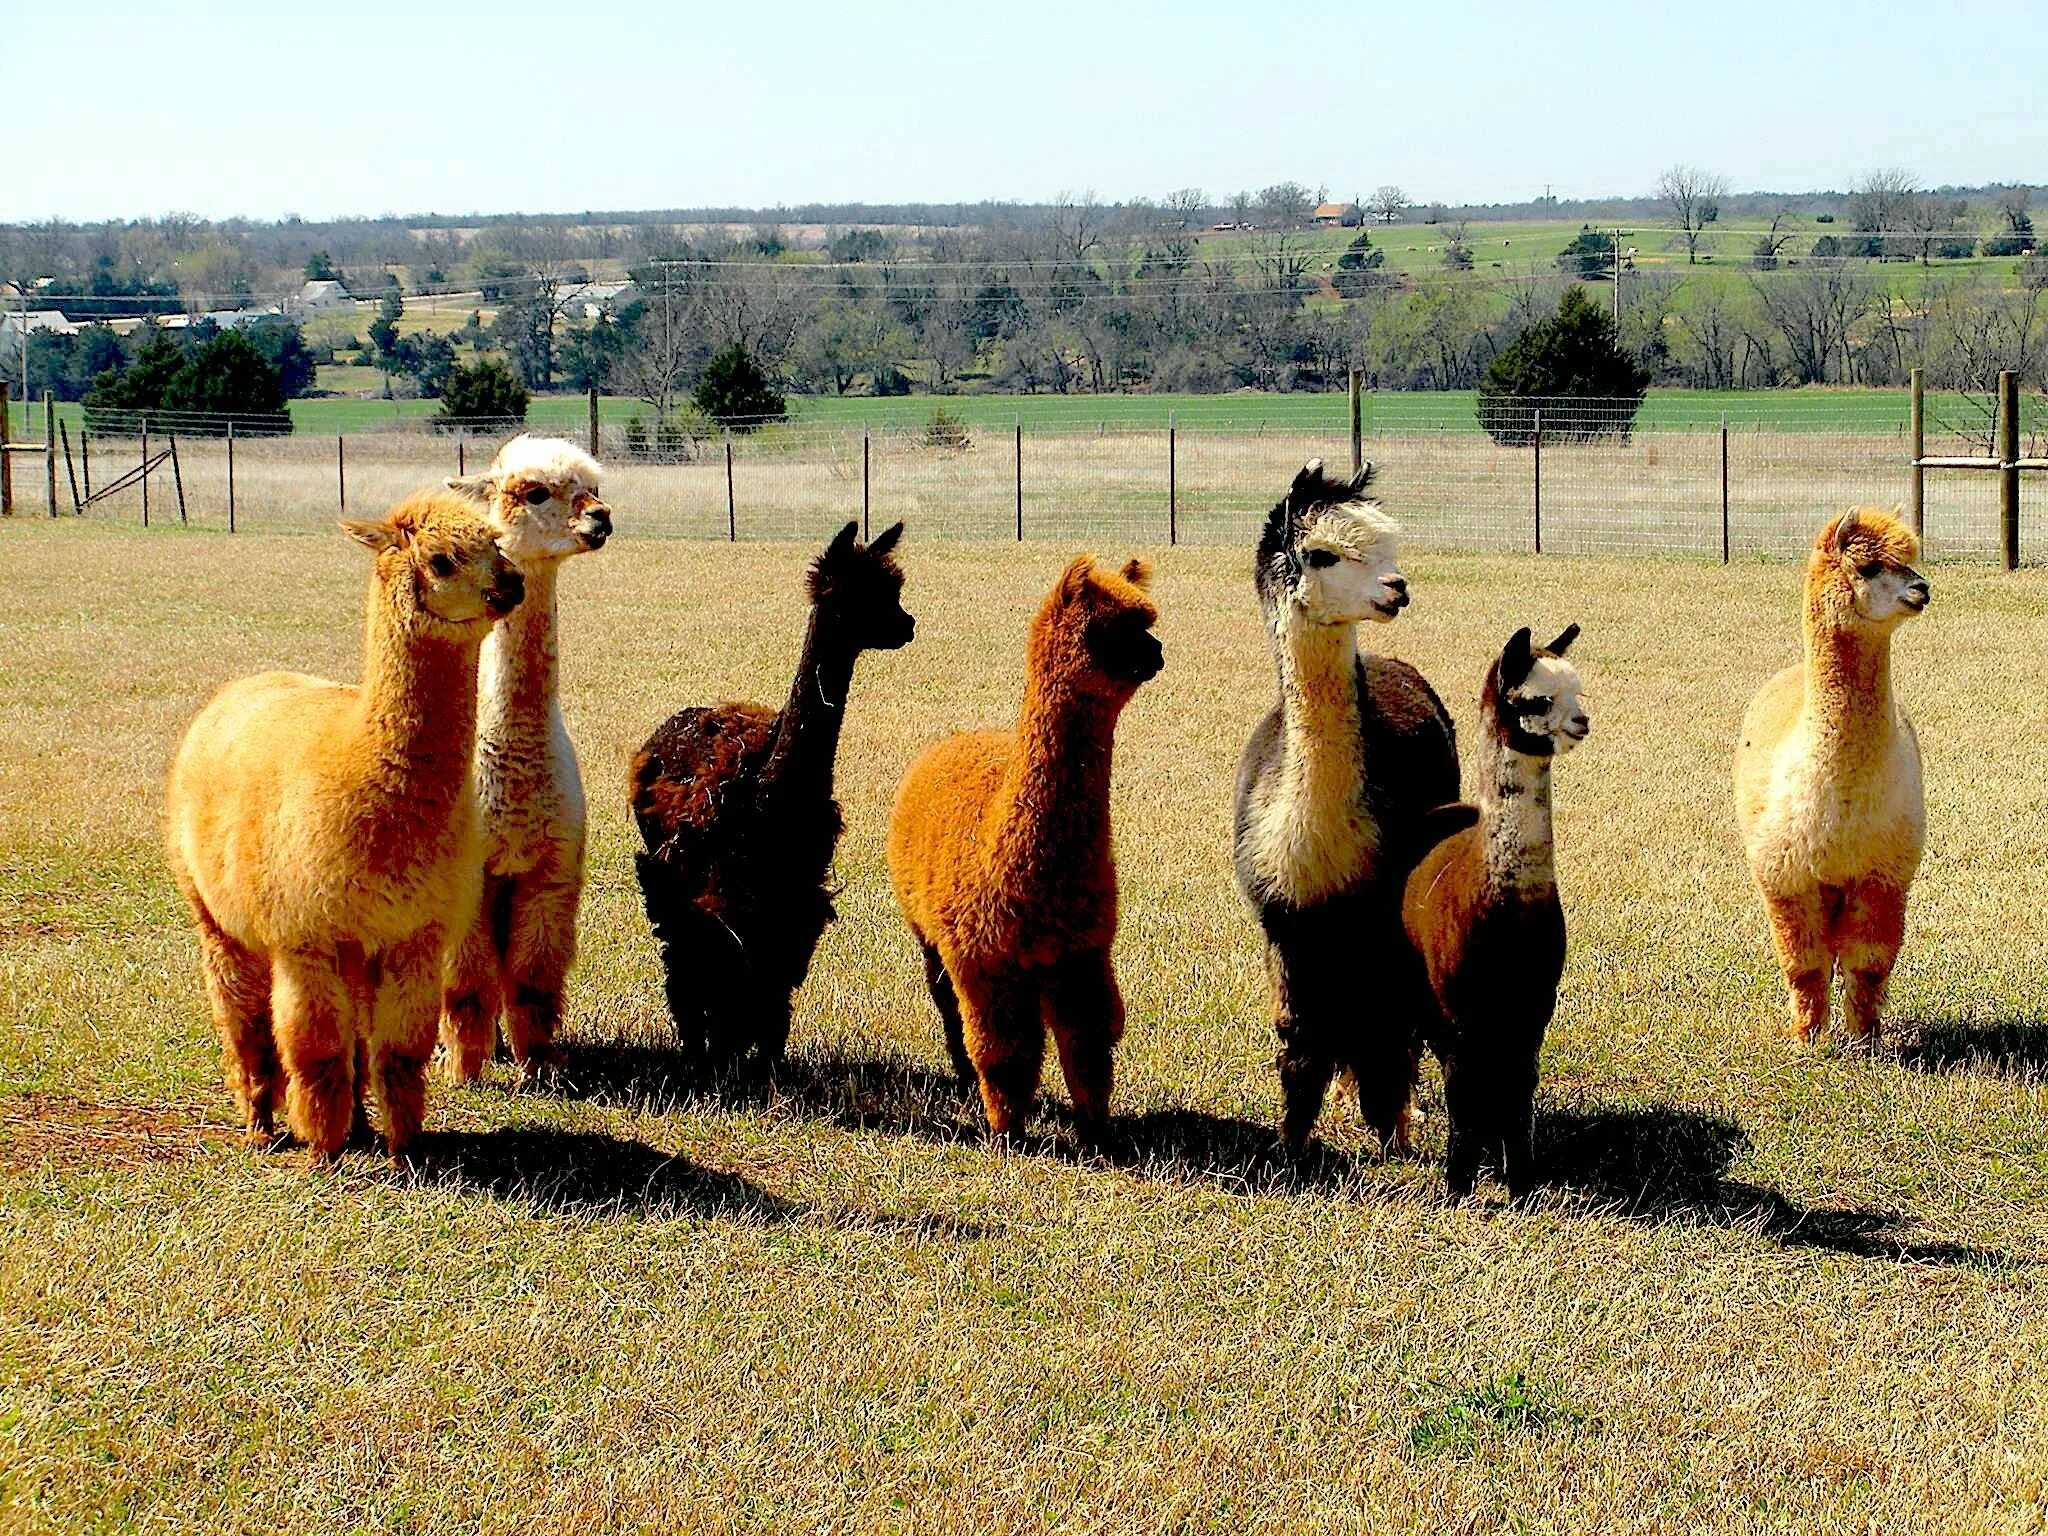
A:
<box><xmin>1314</xmin><ymin>202</ymin><xmax>1359</xmax><ymax>220</ymax></box>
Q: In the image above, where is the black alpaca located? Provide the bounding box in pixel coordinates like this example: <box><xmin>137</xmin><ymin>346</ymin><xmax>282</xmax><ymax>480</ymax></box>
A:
<box><xmin>1231</xmin><ymin>461</ymin><xmax>1461</xmax><ymax>1157</ymax></box>
<box><xmin>1404</xmin><ymin>625</ymin><xmax>1587</xmax><ymax>1198</ymax></box>
<box><xmin>629</xmin><ymin>521</ymin><xmax>913</xmax><ymax>1068</ymax></box>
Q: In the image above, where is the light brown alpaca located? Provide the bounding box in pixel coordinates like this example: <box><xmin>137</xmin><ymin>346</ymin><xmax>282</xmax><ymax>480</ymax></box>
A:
<box><xmin>165</xmin><ymin>493</ymin><xmax>523</xmax><ymax>1160</ymax></box>
<box><xmin>1735</xmin><ymin>508</ymin><xmax>1929</xmax><ymax>1045</ymax></box>
<box><xmin>438</xmin><ymin>435</ymin><xmax>613</xmax><ymax>1082</ymax></box>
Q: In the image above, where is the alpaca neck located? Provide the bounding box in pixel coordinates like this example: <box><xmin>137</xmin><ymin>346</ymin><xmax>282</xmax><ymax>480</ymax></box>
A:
<box><xmin>760</xmin><ymin>607</ymin><xmax>859</xmax><ymax>807</ymax></box>
<box><xmin>1801</xmin><ymin>592</ymin><xmax>1897</xmax><ymax>773</ymax></box>
<box><xmin>1274</xmin><ymin>612</ymin><xmax>1364</xmax><ymax>776</ymax></box>
<box><xmin>479</xmin><ymin>561</ymin><xmax>562</xmax><ymax>745</ymax></box>
<box><xmin>358</xmin><ymin>589</ymin><xmax>482</xmax><ymax>784</ymax></box>
<box><xmin>993</xmin><ymin>670</ymin><xmax>1120</xmax><ymax>878</ymax></box>
<box><xmin>1476</xmin><ymin>732</ymin><xmax>1555</xmax><ymax>896</ymax></box>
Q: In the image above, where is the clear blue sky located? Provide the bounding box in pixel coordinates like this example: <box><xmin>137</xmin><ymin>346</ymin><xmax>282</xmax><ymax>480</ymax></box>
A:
<box><xmin>7</xmin><ymin>0</ymin><xmax>2041</xmax><ymax>222</ymax></box>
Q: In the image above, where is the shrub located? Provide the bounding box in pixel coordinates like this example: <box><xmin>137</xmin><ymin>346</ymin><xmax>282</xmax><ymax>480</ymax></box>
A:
<box><xmin>82</xmin><ymin>330</ymin><xmax>291</xmax><ymax>435</ymax></box>
<box><xmin>1477</xmin><ymin>286</ymin><xmax>1649</xmax><ymax>445</ymax></box>
<box><xmin>618</xmin><ymin>407</ymin><xmax>713</xmax><ymax>463</ymax></box>
<box><xmin>435</xmin><ymin>357</ymin><xmax>528</xmax><ymax>432</ymax></box>
<box><xmin>693</xmin><ymin>343</ymin><xmax>786</xmax><ymax>429</ymax></box>
<box><xmin>924</xmin><ymin>406</ymin><xmax>971</xmax><ymax>451</ymax></box>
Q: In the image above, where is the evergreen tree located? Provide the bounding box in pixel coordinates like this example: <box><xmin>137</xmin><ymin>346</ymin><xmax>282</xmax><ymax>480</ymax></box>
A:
<box><xmin>692</xmin><ymin>343</ymin><xmax>786</xmax><ymax>429</ymax></box>
<box><xmin>1478</xmin><ymin>287</ymin><xmax>1649</xmax><ymax>444</ymax></box>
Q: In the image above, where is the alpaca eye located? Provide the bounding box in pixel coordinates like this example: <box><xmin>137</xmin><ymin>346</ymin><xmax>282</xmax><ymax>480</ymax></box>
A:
<box><xmin>1304</xmin><ymin>548</ymin><xmax>1339</xmax><ymax>569</ymax></box>
<box><xmin>428</xmin><ymin>553</ymin><xmax>456</xmax><ymax>579</ymax></box>
<box><xmin>1856</xmin><ymin>562</ymin><xmax>1883</xmax><ymax>579</ymax></box>
<box><xmin>525</xmin><ymin>486</ymin><xmax>552</xmax><ymax>506</ymax></box>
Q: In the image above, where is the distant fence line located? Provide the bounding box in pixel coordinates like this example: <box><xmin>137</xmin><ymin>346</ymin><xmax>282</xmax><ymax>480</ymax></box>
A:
<box><xmin>3</xmin><ymin>387</ymin><xmax>2040</xmax><ymax>564</ymax></box>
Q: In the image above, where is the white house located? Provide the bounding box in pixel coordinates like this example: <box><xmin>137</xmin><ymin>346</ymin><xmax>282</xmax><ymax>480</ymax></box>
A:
<box><xmin>559</xmin><ymin>280</ymin><xmax>638</xmax><ymax>320</ymax></box>
<box><xmin>0</xmin><ymin>310</ymin><xmax>79</xmax><ymax>348</ymax></box>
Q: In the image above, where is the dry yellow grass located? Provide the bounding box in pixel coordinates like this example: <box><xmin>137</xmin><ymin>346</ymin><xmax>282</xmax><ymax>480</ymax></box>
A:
<box><xmin>2</xmin><ymin>518</ymin><xmax>2047</xmax><ymax>1533</ymax></box>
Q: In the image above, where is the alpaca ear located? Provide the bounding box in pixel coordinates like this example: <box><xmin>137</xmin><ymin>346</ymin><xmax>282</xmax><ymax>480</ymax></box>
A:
<box><xmin>1290</xmin><ymin>458</ymin><xmax>1325</xmax><ymax>496</ymax></box>
<box><xmin>443</xmin><ymin>473</ymin><xmax>493</xmax><ymax>503</ymax></box>
<box><xmin>341</xmin><ymin>518</ymin><xmax>401</xmax><ymax>553</ymax></box>
<box><xmin>1348</xmin><ymin>462</ymin><xmax>1375</xmax><ymax>496</ymax></box>
<box><xmin>1833</xmin><ymin>509</ymin><xmax>1860</xmax><ymax>553</ymax></box>
<box><xmin>1547</xmin><ymin>623</ymin><xmax>1580</xmax><ymax>655</ymax></box>
<box><xmin>1059</xmin><ymin>555</ymin><xmax>1097</xmax><ymax>601</ymax></box>
<box><xmin>827</xmin><ymin>520</ymin><xmax>860</xmax><ymax>557</ymax></box>
<box><xmin>1120</xmin><ymin>557</ymin><xmax>1152</xmax><ymax>590</ymax></box>
<box><xmin>1499</xmin><ymin>626</ymin><xmax>1535</xmax><ymax>686</ymax></box>
<box><xmin>868</xmin><ymin>521</ymin><xmax>904</xmax><ymax>558</ymax></box>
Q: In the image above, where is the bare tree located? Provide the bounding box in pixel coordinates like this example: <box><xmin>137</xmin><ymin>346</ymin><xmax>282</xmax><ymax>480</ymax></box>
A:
<box><xmin>1367</xmin><ymin>186</ymin><xmax>1408</xmax><ymax>225</ymax></box>
<box><xmin>1227</xmin><ymin>190</ymin><xmax>1253</xmax><ymax>224</ymax></box>
<box><xmin>1750</xmin><ymin>265</ymin><xmax>1875</xmax><ymax>384</ymax></box>
<box><xmin>615</xmin><ymin>263</ymin><xmax>699</xmax><ymax>421</ymax></box>
<box><xmin>1751</xmin><ymin>207</ymin><xmax>1800</xmax><ymax>270</ymax></box>
<box><xmin>1256</xmin><ymin>182</ymin><xmax>1315</xmax><ymax>230</ymax></box>
<box><xmin>1163</xmin><ymin>188</ymin><xmax>1206</xmax><ymax>229</ymax></box>
<box><xmin>1656</xmin><ymin>165</ymin><xmax>1728</xmax><ymax>264</ymax></box>
<box><xmin>1849</xmin><ymin>168</ymin><xmax>1919</xmax><ymax>260</ymax></box>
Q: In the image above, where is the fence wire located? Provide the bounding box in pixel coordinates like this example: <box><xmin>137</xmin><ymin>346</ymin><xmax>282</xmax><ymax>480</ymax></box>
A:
<box><xmin>24</xmin><ymin>399</ymin><xmax>2037</xmax><ymax>562</ymax></box>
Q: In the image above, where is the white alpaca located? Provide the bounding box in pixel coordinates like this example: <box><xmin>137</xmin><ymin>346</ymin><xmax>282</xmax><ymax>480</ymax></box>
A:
<box><xmin>439</xmin><ymin>435</ymin><xmax>614</xmax><ymax>1080</ymax></box>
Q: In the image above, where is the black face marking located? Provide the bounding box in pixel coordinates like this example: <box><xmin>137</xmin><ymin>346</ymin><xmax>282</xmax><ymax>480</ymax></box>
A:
<box><xmin>1086</xmin><ymin>613</ymin><xmax>1163</xmax><ymax>684</ymax></box>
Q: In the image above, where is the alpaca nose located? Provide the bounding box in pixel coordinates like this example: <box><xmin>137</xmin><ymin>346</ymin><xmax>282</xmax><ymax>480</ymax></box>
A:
<box><xmin>575</xmin><ymin>504</ymin><xmax>612</xmax><ymax>546</ymax></box>
<box><xmin>1386</xmin><ymin>574</ymin><xmax>1409</xmax><ymax>607</ymax></box>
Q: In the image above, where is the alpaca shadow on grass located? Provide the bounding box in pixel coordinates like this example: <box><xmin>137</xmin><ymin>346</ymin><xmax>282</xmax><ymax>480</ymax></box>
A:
<box><xmin>405</xmin><ymin>1124</ymin><xmax>988</xmax><ymax>1240</ymax></box>
<box><xmin>1534</xmin><ymin>1103</ymin><xmax>2014</xmax><ymax>1269</ymax></box>
<box><xmin>545</xmin><ymin>1042</ymin><xmax>1379</xmax><ymax>1197</ymax></box>
<box><xmin>1895</xmin><ymin>1017</ymin><xmax>2048</xmax><ymax>1081</ymax></box>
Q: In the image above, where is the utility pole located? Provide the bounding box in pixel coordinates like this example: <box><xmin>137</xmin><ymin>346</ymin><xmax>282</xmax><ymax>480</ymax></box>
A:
<box><xmin>1612</xmin><ymin>230</ymin><xmax>1623</xmax><ymax>324</ymax></box>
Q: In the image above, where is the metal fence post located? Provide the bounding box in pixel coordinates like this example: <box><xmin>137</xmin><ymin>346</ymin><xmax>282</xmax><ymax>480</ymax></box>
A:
<box><xmin>140</xmin><ymin>414</ymin><xmax>149</xmax><ymax>527</ymax></box>
<box><xmin>170</xmin><ymin>434</ymin><xmax>186</xmax><ymax>525</ymax></box>
<box><xmin>226</xmin><ymin>421</ymin><xmax>236</xmax><ymax>533</ymax></box>
<box><xmin>1909</xmin><ymin>366</ymin><xmax>1925</xmax><ymax>537</ymax></box>
<box><xmin>0</xmin><ymin>382</ymin><xmax>10</xmax><ymax>517</ymax></box>
<box><xmin>1531</xmin><ymin>408</ymin><xmax>1543</xmax><ymax>554</ymax></box>
<box><xmin>725</xmin><ymin>430</ymin><xmax>735</xmax><ymax>541</ymax></box>
<box><xmin>1719</xmin><ymin>412</ymin><xmax>1730</xmax><ymax>564</ymax></box>
<box><xmin>862</xmin><ymin>429</ymin><xmax>870</xmax><ymax>541</ymax></box>
<box><xmin>457</xmin><ymin>432</ymin><xmax>466</xmax><ymax>476</ymax></box>
<box><xmin>337</xmin><ymin>433</ymin><xmax>346</xmax><ymax>514</ymax></box>
<box><xmin>1999</xmin><ymin>369</ymin><xmax>2019</xmax><ymax>570</ymax></box>
<box><xmin>1347</xmin><ymin>367</ymin><xmax>1362</xmax><ymax>477</ymax></box>
<box><xmin>59</xmin><ymin>420</ymin><xmax>80</xmax><ymax>514</ymax></box>
<box><xmin>1168</xmin><ymin>411</ymin><xmax>1177</xmax><ymax>546</ymax></box>
<box><xmin>1014</xmin><ymin>415</ymin><xmax>1023</xmax><ymax>541</ymax></box>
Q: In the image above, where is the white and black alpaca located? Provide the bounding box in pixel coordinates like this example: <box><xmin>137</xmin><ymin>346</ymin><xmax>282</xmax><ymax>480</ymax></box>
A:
<box><xmin>1403</xmin><ymin>625</ymin><xmax>1588</xmax><ymax>1199</ymax></box>
<box><xmin>1233</xmin><ymin>460</ymin><xmax>1461</xmax><ymax>1157</ymax></box>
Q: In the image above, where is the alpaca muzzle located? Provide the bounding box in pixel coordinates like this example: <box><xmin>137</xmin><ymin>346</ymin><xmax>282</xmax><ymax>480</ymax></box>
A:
<box><xmin>573</xmin><ymin>503</ymin><xmax>613</xmax><ymax>549</ymax></box>
<box><xmin>487</xmin><ymin>569</ymin><xmax>526</xmax><ymax>616</ymax></box>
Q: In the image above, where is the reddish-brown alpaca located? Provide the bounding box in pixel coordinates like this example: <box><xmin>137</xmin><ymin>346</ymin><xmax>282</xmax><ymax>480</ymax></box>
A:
<box><xmin>887</xmin><ymin>556</ymin><xmax>1163</xmax><ymax>1145</ymax></box>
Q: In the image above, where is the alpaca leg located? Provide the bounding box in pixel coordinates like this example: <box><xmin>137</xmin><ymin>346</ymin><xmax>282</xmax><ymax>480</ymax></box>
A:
<box><xmin>271</xmin><ymin>951</ymin><xmax>357</xmax><ymax>1160</ymax></box>
<box><xmin>190</xmin><ymin>903</ymin><xmax>278</xmax><ymax>1142</ymax></box>
<box><xmin>1044</xmin><ymin>949</ymin><xmax>1123</xmax><ymax>1150</ymax></box>
<box><xmin>920</xmin><ymin>942</ymin><xmax>974</xmax><ymax>1090</ymax></box>
<box><xmin>633</xmin><ymin>852</ymin><xmax>731</xmax><ymax>1060</ymax></box>
<box><xmin>440</xmin><ymin>874</ymin><xmax>507</xmax><ymax>1083</ymax></box>
<box><xmin>1499</xmin><ymin>1070</ymin><xmax>1540</xmax><ymax>1201</ymax></box>
<box><xmin>1761</xmin><ymin>886</ymin><xmax>1832</xmax><ymax>1043</ymax></box>
<box><xmin>1440</xmin><ymin>1058</ymin><xmax>1486</xmax><ymax>1200</ymax></box>
<box><xmin>1351</xmin><ymin>1025</ymin><xmax>1424</xmax><ymax>1156</ymax></box>
<box><xmin>1835</xmin><ymin>879</ymin><xmax>1908</xmax><ymax>1043</ymax></box>
<box><xmin>956</xmin><ymin>969</ymin><xmax>1044</xmax><ymax>1142</ymax></box>
<box><xmin>501</xmin><ymin>867</ymin><xmax>580</xmax><ymax>1082</ymax></box>
<box><xmin>1268</xmin><ymin>944</ymin><xmax>1338</xmax><ymax>1158</ymax></box>
<box><xmin>366</xmin><ymin>925</ymin><xmax>445</xmax><ymax>1164</ymax></box>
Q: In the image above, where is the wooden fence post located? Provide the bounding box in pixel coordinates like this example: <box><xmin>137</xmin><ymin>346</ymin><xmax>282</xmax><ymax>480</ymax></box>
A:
<box><xmin>587</xmin><ymin>386</ymin><xmax>600</xmax><ymax>457</ymax></box>
<box><xmin>1720</xmin><ymin>412</ymin><xmax>1730</xmax><ymax>564</ymax></box>
<box><xmin>1348</xmin><ymin>367</ymin><xmax>1362</xmax><ymax>477</ymax></box>
<box><xmin>862</xmin><ymin>429</ymin><xmax>870</xmax><ymax>541</ymax></box>
<box><xmin>1014</xmin><ymin>415</ymin><xmax>1022</xmax><ymax>541</ymax></box>
<box><xmin>226</xmin><ymin>422</ymin><xmax>236</xmax><ymax>533</ymax></box>
<box><xmin>0</xmin><ymin>382</ymin><xmax>11</xmax><ymax>516</ymax></box>
<box><xmin>337</xmin><ymin>433</ymin><xmax>346</xmax><ymax>514</ymax></box>
<box><xmin>1999</xmin><ymin>369</ymin><xmax>2019</xmax><ymax>570</ymax></box>
<box><xmin>724</xmin><ymin>431</ymin><xmax>735</xmax><ymax>541</ymax></box>
<box><xmin>43</xmin><ymin>391</ymin><xmax>55</xmax><ymax>516</ymax></box>
<box><xmin>1909</xmin><ymin>366</ymin><xmax>1925</xmax><ymax>537</ymax></box>
<box><xmin>1168</xmin><ymin>412</ymin><xmax>1177</xmax><ymax>546</ymax></box>
<box><xmin>1532</xmin><ymin>408</ymin><xmax>1543</xmax><ymax>554</ymax></box>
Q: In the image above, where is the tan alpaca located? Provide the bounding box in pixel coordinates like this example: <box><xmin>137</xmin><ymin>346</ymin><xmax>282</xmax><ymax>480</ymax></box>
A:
<box><xmin>1735</xmin><ymin>508</ymin><xmax>1929</xmax><ymax>1044</ymax></box>
<box><xmin>165</xmin><ymin>493</ymin><xmax>524</xmax><ymax>1160</ymax></box>
<box><xmin>438</xmin><ymin>435</ymin><xmax>613</xmax><ymax>1082</ymax></box>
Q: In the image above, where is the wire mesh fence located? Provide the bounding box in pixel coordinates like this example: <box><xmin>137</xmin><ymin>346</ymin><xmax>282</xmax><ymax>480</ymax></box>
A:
<box><xmin>17</xmin><ymin>395</ymin><xmax>2036</xmax><ymax>562</ymax></box>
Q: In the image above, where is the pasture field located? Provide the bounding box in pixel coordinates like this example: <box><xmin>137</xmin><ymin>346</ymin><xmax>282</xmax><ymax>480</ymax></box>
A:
<box><xmin>3</xmin><ymin>518</ymin><xmax>2047</xmax><ymax>1532</ymax></box>
<box><xmin>13</xmin><ymin>385</ymin><xmax>2044</xmax><ymax>445</ymax></box>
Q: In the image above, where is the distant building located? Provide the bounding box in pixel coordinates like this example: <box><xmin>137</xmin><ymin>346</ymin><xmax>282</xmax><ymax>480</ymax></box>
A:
<box><xmin>559</xmin><ymin>281</ymin><xmax>638</xmax><ymax>320</ymax></box>
<box><xmin>159</xmin><ymin>306</ymin><xmax>285</xmax><ymax>331</ymax></box>
<box><xmin>0</xmin><ymin>309</ymin><xmax>79</xmax><ymax>347</ymax></box>
<box><xmin>291</xmin><ymin>279</ymin><xmax>354</xmax><ymax>316</ymax></box>
<box><xmin>1314</xmin><ymin>202</ymin><xmax>1363</xmax><ymax>228</ymax></box>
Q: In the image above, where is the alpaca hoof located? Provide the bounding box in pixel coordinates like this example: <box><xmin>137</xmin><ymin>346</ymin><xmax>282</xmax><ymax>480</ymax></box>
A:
<box><xmin>515</xmin><ymin>1046</ymin><xmax>567</xmax><ymax>1089</ymax></box>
